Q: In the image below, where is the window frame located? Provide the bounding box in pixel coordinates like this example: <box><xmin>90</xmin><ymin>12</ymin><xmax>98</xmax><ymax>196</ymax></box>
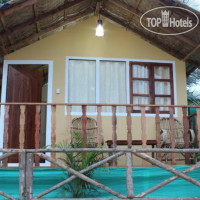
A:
<box><xmin>65</xmin><ymin>57</ymin><xmax>177</xmax><ymax>116</ymax></box>
<box><xmin>129</xmin><ymin>61</ymin><xmax>174</xmax><ymax>114</ymax></box>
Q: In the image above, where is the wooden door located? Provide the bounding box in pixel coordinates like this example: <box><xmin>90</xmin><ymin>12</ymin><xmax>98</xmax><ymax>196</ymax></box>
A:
<box><xmin>6</xmin><ymin>65</ymin><xmax>43</xmax><ymax>162</ymax></box>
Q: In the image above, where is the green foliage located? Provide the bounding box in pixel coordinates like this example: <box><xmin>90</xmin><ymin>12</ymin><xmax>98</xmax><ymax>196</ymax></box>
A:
<box><xmin>56</xmin><ymin>131</ymin><xmax>106</xmax><ymax>198</ymax></box>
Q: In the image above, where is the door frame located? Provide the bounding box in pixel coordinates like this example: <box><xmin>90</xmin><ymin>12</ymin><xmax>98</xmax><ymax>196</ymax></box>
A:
<box><xmin>0</xmin><ymin>60</ymin><xmax>53</xmax><ymax>167</ymax></box>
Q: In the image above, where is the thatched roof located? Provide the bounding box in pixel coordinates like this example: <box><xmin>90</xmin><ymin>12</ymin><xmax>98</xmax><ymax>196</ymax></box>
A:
<box><xmin>0</xmin><ymin>0</ymin><xmax>199</xmax><ymax>75</ymax></box>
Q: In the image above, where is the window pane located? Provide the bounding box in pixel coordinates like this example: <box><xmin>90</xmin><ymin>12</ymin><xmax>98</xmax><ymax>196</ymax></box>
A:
<box><xmin>155</xmin><ymin>97</ymin><xmax>171</xmax><ymax>111</ymax></box>
<box><xmin>132</xmin><ymin>65</ymin><xmax>149</xmax><ymax>78</ymax></box>
<box><xmin>100</xmin><ymin>61</ymin><xmax>126</xmax><ymax>113</ymax></box>
<box><xmin>154</xmin><ymin>66</ymin><xmax>170</xmax><ymax>79</ymax></box>
<box><xmin>133</xmin><ymin>81</ymin><xmax>149</xmax><ymax>94</ymax></box>
<box><xmin>68</xmin><ymin>60</ymin><xmax>96</xmax><ymax>112</ymax></box>
<box><xmin>155</xmin><ymin>82</ymin><xmax>171</xmax><ymax>95</ymax></box>
<box><xmin>133</xmin><ymin>97</ymin><xmax>150</xmax><ymax>110</ymax></box>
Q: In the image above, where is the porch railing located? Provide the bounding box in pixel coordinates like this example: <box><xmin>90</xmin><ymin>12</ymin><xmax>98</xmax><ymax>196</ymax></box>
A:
<box><xmin>1</xmin><ymin>148</ymin><xmax>200</xmax><ymax>200</ymax></box>
<box><xmin>0</xmin><ymin>103</ymin><xmax>200</xmax><ymax>166</ymax></box>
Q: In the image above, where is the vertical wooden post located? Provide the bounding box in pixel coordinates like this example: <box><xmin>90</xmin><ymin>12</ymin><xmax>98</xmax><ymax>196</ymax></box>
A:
<box><xmin>182</xmin><ymin>107</ymin><xmax>190</xmax><ymax>164</ymax></box>
<box><xmin>126</xmin><ymin>106</ymin><xmax>132</xmax><ymax>148</ymax></box>
<box><xmin>35</xmin><ymin>105</ymin><xmax>41</xmax><ymax>167</ymax></box>
<box><xmin>155</xmin><ymin>107</ymin><xmax>161</xmax><ymax>161</ymax></box>
<box><xmin>196</xmin><ymin>108</ymin><xmax>200</xmax><ymax>148</ymax></box>
<box><xmin>112</xmin><ymin>106</ymin><xmax>117</xmax><ymax>166</ymax></box>
<box><xmin>26</xmin><ymin>153</ymin><xmax>33</xmax><ymax>200</ymax></box>
<box><xmin>3</xmin><ymin>105</ymin><xmax>9</xmax><ymax>167</ymax></box>
<box><xmin>141</xmin><ymin>107</ymin><xmax>147</xmax><ymax>166</ymax></box>
<box><xmin>82</xmin><ymin>105</ymin><xmax>87</xmax><ymax>147</ymax></box>
<box><xmin>19</xmin><ymin>152</ymin><xmax>26</xmax><ymax>200</ymax></box>
<box><xmin>97</xmin><ymin>106</ymin><xmax>102</xmax><ymax>146</ymax></box>
<box><xmin>51</xmin><ymin>105</ymin><xmax>56</xmax><ymax>165</ymax></box>
<box><xmin>19</xmin><ymin>105</ymin><xmax>26</xmax><ymax>149</ymax></box>
<box><xmin>169</xmin><ymin>107</ymin><xmax>176</xmax><ymax>165</ymax></box>
<box><xmin>66</xmin><ymin>105</ymin><xmax>72</xmax><ymax>142</ymax></box>
<box><xmin>126</xmin><ymin>152</ymin><xmax>134</xmax><ymax>198</ymax></box>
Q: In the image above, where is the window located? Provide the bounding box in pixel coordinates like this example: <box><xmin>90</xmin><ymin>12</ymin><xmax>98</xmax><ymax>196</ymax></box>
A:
<box><xmin>67</xmin><ymin>58</ymin><xmax>127</xmax><ymax>113</ymax></box>
<box><xmin>130</xmin><ymin>62</ymin><xmax>174</xmax><ymax>113</ymax></box>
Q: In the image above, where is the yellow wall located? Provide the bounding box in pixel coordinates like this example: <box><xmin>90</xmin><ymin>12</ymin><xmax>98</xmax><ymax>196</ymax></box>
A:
<box><xmin>5</xmin><ymin>17</ymin><xmax>187</xmax><ymax>164</ymax></box>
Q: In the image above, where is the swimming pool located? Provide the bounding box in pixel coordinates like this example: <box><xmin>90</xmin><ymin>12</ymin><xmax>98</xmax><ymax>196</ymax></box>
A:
<box><xmin>0</xmin><ymin>166</ymin><xmax>199</xmax><ymax>199</ymax></box>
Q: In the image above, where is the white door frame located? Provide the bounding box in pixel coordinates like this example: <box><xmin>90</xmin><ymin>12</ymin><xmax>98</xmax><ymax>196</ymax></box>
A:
<box><xmin>0</xmin><ymin>60</ymin><xmax>53</xmax><ymax>167</ymax></box>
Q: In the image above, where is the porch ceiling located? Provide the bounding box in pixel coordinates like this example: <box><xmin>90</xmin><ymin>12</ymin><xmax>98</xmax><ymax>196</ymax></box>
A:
<box><xmin>0</xmin><ymin>0</ymin><xmax>199</xmax><ymax>75</ymax></box>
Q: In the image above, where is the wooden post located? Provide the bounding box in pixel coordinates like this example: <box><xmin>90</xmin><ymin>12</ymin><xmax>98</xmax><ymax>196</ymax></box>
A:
<box><xmin>97</xmin><ymin>106</ymin><xmax>102</xmax><ymax>146</ymax></box>
<box><xmin>3</xmin><ymin>105</ymin><xmax>9</xmax><ymax>167</ymax></box>
<box><xmin>182</xmin><ymin>107</ymin><xmax>190</xmax><ymax>164</ymax></box>
<box><xmin>82</xmin><ymin>105</ymin><xmax>87</xmax><ymax>147</ymax></box>
<box><xmin>169</xmin><ymin>107</ymin><xmax>176</xmax><ymax>165</ymax></box>
<box><xmin>19</xmin><ymin>152</ymin><xmax>26</xmax><ymax>200</ymax></box>
<box><xmin>196</xmin><ymin>108</ymin><xmax>200</xmax><ymax>148</ymax></box>
<box><xmin>66</xmin><ymin>105</ymin><xmax>72</xmax><ymax>142</ymax></box>
<box><xmin>155</xmin><ymin>107</ymin><xmax>161</xmax><ymax>161</ymax></box>
<box><xmin>35</xmin><ymin>105</ymin><xmax>41</xmax><ymax>167</ymax></box>
<box><xmin>112</xmin><ymin>106</ymin><xmax>117</xmax><ymax>166</ymax></box>
<box><xmin>26</xmin><ymin>153</ymin><xmax>33</xmax><ymax>200</ymax></box>
<box><xmin>126</xmin><ymin>106</ymin><xmax>132</xmax><ymax>148</ymax></box>
<box><xmin>141</xmin><ymin>107</ymin><xmax>147</xmax><ymax>166</ymax></box>
<box><xmin>19</xmin><ymin>105</ymin><xmax>26</xmax><ymax>149</ymax></box>
<box><xmin>51</xmin><ymin>105</ymin><xmax>56</xmax><ymax>166</ymax></box>
<box><xmin>126</xmin><ymin>152</ymin><xmax>134</xmax><ymax>198</ymax></box>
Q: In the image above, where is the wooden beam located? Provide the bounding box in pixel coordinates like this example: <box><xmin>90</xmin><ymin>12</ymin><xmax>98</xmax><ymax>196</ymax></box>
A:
<box><xmin>33</xmin><ymin>4</ymin><xmax>41</xmax><ymax>40</ymax></box>
<box><xmin>1</xmin><ymin>0</ymin><xmax>86</xmax><ymax>38</ymax></box>
<box><xmin>1</xmin><ymin>17</ymin><xmax>13</xmax><ymax>45</ymax></box>
<box><xmin>95</xmin><ymin>1</ymin><xmax>101</xmax><ymax>16</ymax></box>
<box><xmin>0</xmin><ymin>35</ymin><xmax>7</xmax><ymax>54</ymax></box>
<box><xmin>183</xmin><ymin>43</ymin><xmax>200</xmax><ymax>61</ymax></box>
<box><xmin>109</xmin><ymin>0</ymin><xmax>197</xmax><ymax>47</ymax></box>
<box><xmin>0</xmin><ymin>0</ymin><xmax>44</xmax><ymax>18</ymax></box>
<box><xmin>7</xmin><ymin>10</ymin><xmax>93</xmax><ymax>52</ymax></box>
<box><xmin>101</xmin><ymin>10</ymin><xmax>184</xmax><ymax>60</ymax></box>
<box><xmin>134</xmin><ymin>0</ymin><xmax>141</xmax><ymax>9</ymax></box>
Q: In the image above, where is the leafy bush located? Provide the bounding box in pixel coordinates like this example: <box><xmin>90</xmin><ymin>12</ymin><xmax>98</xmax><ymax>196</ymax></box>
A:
<box><xmin>56</xmin><ymin>131</ymin><xmax>106</xmax><ymax>198</ymax></box>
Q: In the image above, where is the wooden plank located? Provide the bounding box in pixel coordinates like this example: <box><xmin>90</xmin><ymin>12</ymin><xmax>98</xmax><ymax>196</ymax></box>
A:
<box><xmin>26</xmin><ymin>153</ymin><xmax>33</xmax><ymax>200</ymax></box>
<box><xmin>3</xmin><ymin>105</ymin><xmax>9</xmax><ymax>167</ymax></box>
<box><xmin>126</xmin><ymin>106</ymin><xmax>132</xmax><ymax>148</ymax></box>
<box><xmin>19</xmin><ymin>152</ymin><xmax>26</xmax><ymax>200</ymax></box>
<box><xmin>7</xmin><ymin>10</ymin><xmax>93</xmax><ymax>52</ymax></box>
<box><xmin>34</xmin><ymin>152</ymin><xmax>124</xmax><ymax>198</ymax></box>
<box><xmin>182</xmin><ymin>107</ymin><xmax>190</xmax><ymax>164</ymax></box>
<box><xmin>196</xmin><ymin>108</ymin><xmax>200</xmax><ymax>148</ymax></box>
<box><xmin>135</xmin><ymin>0</ymin><xmax>141</xmax><ymax>9</ymax></box>
<box><xmin>112</xmin><ymin>106</ymin><xmax>117</xmax><ymax>166</ymax></box>
<box><xmin>35</xmin><ymin>105</ymin><xmax>41</xmax><ymax>166</ymax></box>
<box><xmin>97</xmin><ymin>106</ymin><xmax>103</xmax><ymax>146</ymax></box>
<box><xmin>0</xmin><ymin>0</ymin><xmax>44</xmax><ymax>17</ymax></box>
<box><xmin>109</xmin><ymin>0</ymin><xmax>197</xmax><ymax>48</ymax></box>
<box><xmin>1</xmin><ymin>0</ymin><xmax>86</xmax><ymax>37</ymax></box>
<box><xmin>141</xmin><ymin>107</ymin><xmax>147</xmax><ymax>166</ymax></box>
<box><xmin>169</xmin><ymin>107</ymin><xmax>176</xmax><ymax>165</ymax></box>
<box><xmin>183</xmin><ymin>43</ymin><xmax>200</xmax><ymax>61</ymax></box>
<box><xmin>19</xmin><ymin>105</ymin><xmax>26</xmax><ymax>149</ymax></box>
<box><xmin>126</xmin><ymin>152</ymin><xmax>134</xmax><ymax>198</ymax></box>
<box><xmin>82</xmin><ymin>105</ymin><xmax>87</xmax><ymax>147</ymax></box>
<box><xmin>155</xmin><ymin>107</ymin><xmax>161</xmax><ymax>161</ymax></box>
<box><xmin>37</xmin><ymin>153</ymin><xmax>126</xmax><ymax>199</ymax></box>
<box><xmin>51</xmin><ymin>105</ymin><xmax>56</xmax><ymax>165</ymax></box>
<box><xmin>66</xmin><ymin>105</ymin><xmax>72</xmax><ymax>141</ymax></box>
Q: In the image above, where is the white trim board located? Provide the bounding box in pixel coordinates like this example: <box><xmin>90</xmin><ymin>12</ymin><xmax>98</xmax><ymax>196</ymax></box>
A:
<box><xmin>0</xmin><ymin>60</ymin><xmax>53</xmax><ymax>167</ymax></box>
<box><xmin>65</xmin><ymin>56</ymin><xmax>178</xmax><ymax>117</ymax></box>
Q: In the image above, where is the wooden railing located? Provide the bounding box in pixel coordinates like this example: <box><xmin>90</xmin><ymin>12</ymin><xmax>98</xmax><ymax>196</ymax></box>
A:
<box><xmin>1</xmin><ymin>148</ymin><xmax>200</xmax><ymax>200</ymax></box>
<box><xmin>1</xmin><ymin>103</ymin><xmax>200</xmax><ymax>166</ymax></box>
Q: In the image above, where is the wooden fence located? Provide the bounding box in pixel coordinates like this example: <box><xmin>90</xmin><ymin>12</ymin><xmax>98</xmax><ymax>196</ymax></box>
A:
<box><xmin>1</xmin><ymin>148</ymin><xmax>200</xmax><ymax>200</ymax></box>
<box><xmin>1</xmin><ymin>103</ymin><xmax>200</xmax><ymax>166</ymax></box>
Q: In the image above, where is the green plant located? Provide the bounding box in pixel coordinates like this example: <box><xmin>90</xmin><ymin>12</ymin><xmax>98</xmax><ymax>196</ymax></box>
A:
<box><xmin>56</xmin><ymin>131</ymin><xmax>106</xmax><ymax>198</ymax></box>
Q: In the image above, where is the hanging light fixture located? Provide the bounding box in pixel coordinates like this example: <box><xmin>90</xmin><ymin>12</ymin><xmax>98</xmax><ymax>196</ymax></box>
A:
<box><xmin>96</xmin><ymin>19</ymin><xmax>104</xmax><ymax>37</ymax></box>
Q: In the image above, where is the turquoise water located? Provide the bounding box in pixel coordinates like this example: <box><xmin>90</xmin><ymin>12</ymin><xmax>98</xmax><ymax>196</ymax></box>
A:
<box><xmin>0</xmin><ymin>166</ymin><xmax>200</xmax><ymax>199</ymax></box>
